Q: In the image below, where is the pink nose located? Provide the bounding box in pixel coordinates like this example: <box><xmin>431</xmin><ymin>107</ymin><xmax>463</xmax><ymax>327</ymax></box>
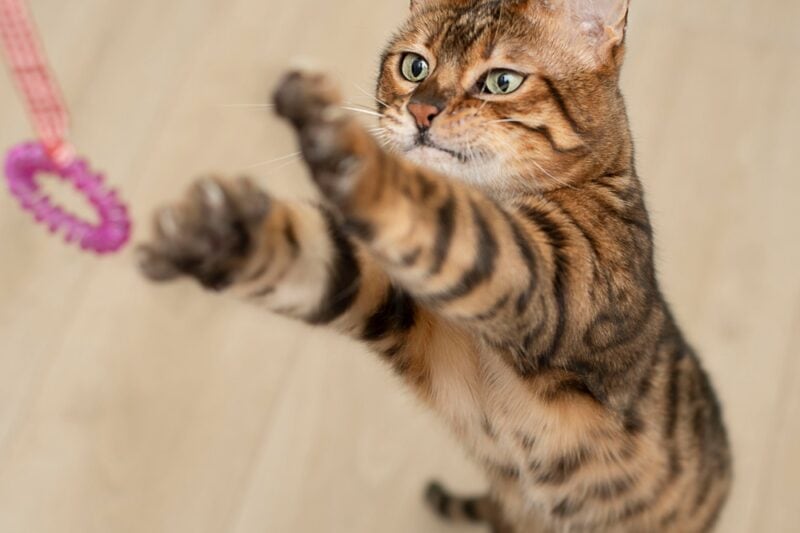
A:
<box><xmin>408</xmin><ymin>102</ymin><xmax>441</xmax><ymax>129</ymax></box>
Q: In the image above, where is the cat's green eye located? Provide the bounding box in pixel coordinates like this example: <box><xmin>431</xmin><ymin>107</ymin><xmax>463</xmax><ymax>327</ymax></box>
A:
<box><xmin>483</xmin><ymin>70</ymin><xmax>525</xmax><ymax>95</ymax></box>
<box><xmin>400</xmin><ymin>53</ymin><xmax>430</xmax><ymax>83</ymax></box>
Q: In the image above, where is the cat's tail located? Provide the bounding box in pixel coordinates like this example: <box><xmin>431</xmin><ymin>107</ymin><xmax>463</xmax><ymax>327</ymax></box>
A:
<box><xmin>424</xmin><ymin>481</ymin><xmax>494</xmax><ymax>524</ymax></box>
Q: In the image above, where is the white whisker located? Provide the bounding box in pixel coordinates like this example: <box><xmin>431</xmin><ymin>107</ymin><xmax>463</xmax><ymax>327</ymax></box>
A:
<box><xmin>475</xmin><ymin>96</ymin><xmax>490</xmax><ymax>116</ymax></box>
<box><xmin>243</xmin><ymin>151</ymin><xmax>301</xmax><ymax>170</ymax></box>
<box><xmin>219</xmin><ymin>103</ymin><xmax>275</xmax><ymax>109</ymax></box>
<box><xmin>353</xmin><ymin>83</ymin><xmax>388</xmax><ymax>108</ymax></box>
<box><xmin>346</xmin><ymin>102</ymin><xmax>379</xmax><ymax>112</ymax></box>
<box><xmin>339</xmin><ymin>106</ymin><xmax>384</xmax><ymax>118</ymax></box>
<box><xmin>527</xmin><ymin>156</ymin><xmax>575</xmax><ymax>190</ymax></box>
<box><xmin>256</xmin><ymin>156</ymin><xmax>302</xmax><ymax>177</ymax></box>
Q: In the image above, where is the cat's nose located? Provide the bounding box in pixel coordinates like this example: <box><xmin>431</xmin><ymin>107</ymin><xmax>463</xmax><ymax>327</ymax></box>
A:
<box><xmin>408</xmin><ymin>102</ymin><xmax>441</xmax><ymax>130</ymax></box>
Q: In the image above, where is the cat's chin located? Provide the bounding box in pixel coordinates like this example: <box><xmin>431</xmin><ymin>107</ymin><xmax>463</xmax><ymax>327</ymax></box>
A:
<box><xmin>404</xmin><ymin>145</ymin><xmax>465</xmax><ymax>176</ymax></box>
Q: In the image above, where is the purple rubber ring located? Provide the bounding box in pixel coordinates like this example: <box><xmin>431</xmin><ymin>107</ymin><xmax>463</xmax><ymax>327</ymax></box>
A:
<box><xmin>4</xmin><ymin>141</ymin><xmax>131</xmax><ymax>254</ymax></box>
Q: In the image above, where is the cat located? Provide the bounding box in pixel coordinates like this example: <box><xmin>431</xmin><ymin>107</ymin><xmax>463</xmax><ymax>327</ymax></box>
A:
<box><xmin>138</xmin><ymin>0</ymin><xmax>732</xmax><ymax>531</ymax></box>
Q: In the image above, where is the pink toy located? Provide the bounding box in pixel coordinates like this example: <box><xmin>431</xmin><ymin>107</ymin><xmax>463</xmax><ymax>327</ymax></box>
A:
<box><xmin>0</xmin><ymin>0</ymin><xmax>130</xmax><ymax>254</ymax></box>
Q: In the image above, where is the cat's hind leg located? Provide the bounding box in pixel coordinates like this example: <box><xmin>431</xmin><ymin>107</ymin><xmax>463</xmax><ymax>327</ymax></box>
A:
<box><xmin>425</xmin><ymin>481</ymin><xmax>513</xmax><ymax>533</ymax></box>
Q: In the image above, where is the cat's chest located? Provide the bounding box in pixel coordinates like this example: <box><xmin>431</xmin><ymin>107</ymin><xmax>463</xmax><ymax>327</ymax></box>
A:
<box><xmin>424</xmin><ymin>336</ymin><xmax>605</xmax><ymax>480</ymax></box>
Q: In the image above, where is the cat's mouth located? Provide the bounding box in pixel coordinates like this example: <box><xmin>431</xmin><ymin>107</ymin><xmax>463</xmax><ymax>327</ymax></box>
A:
<box><xmin>412</xmin><ymin>132</ymin><xmax>468</xmax><ymax>163</ymax></box>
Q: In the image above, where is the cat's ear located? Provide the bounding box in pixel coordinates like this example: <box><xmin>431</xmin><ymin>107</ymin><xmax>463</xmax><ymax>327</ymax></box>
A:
<box><xmin>552</xmin><ymin>0</ymin><xmax>630</xmax><ymax>67</ymax></box>
<box><xmin>572</xmin><ymin>0</ymin><xmax>630</xmax><ymax>64</ymax></box>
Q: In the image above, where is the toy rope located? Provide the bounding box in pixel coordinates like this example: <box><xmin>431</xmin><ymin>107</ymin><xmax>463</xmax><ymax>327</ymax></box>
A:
<box><xmin>1</xmin><ymin>0</ymin><xmax>131</xmax><ymax>254</ymax></box>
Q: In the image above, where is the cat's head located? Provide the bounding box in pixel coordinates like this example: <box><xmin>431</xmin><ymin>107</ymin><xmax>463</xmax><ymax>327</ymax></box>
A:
<box><xmin>377</xmin><ymin>0</ymin><xmax>632</xmax><ymax>192</ymax></box>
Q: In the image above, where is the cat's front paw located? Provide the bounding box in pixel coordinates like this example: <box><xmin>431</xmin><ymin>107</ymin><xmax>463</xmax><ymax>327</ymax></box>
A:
<box><xmin>138</xmin><ymin>176</ymin><xmax>270</xmax><ymax>290</ymax></box>
<box><xmin>273</xmin><ymin>70</ymin><xmax>373</xmax><ymax>206</ymax></box>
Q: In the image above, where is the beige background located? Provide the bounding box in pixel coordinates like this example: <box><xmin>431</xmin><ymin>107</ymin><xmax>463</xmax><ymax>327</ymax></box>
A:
<box><xmin>1</xmin><ymin>1</ymin><xmax>798</xmax><ymax>532</ymax></box>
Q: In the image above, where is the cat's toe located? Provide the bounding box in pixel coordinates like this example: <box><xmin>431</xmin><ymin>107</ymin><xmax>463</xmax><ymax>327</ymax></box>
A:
<box><xmin>137</xmin><ymin>243</ymin><xmax>182</xmax><ymax>282</ymax></box>
<box><xmin>138</xmin><ymin>177</ymin><xmax>269</xmax><ymax>290</ymax></box>
<box><xmin>273</xmin><ymin>70</ymin><xmax>343</xmax><ymax>126</ymax></box>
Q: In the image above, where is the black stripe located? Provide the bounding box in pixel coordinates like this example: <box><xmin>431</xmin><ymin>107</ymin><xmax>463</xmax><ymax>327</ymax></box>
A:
<box><xmin>698</xmin><ymin>498</ymin><xmax>726</xmax><ymax>532</ymax></box>
<box><xmin>516</xmin><ymin>432</ymin><xmax>536</xmax><ymax>451</ymax></box>
<box><xmin>596</xmin><ymin>453</ymin><xmax>684</xmax><ymax>529</ymax></box>
<box><xmin>485</xmin><ymin>461</ymin><xmax>520</xmax><ymax>480</ymax></box>
<box><xmin>500</xmin><ymin>210</ymin><xmax>538</xmax><ymax>315</ymax></box>
<box><xmin>250</xmin><ymin>285</ymin><xmax>275</xmax><ymax>298</ymax></box>
<box><xmin>517</xmin><ymin>205</ymin><xmax>569</xmax><ymax>367</ymax></box>
<box><xmin>307</xmin><ymin>211</ymin><xmax>361</xmax><ymax>325</ymax></box>
<box><xmin>693</xmin><ymin>463</ymin><xmax>715</xmax><ymax>512</ymax></box>
<box><xmin>373</xmin><ymin>149</ymin><xmax>391</xmax><ymax>203</ymax></box>
<box><xmin>622</xmin><ymin>408</ymin><xmax>644</xmax><ymax>434</ymax></box>
<box><xmin>542</xmin><ymin>376</ymin><xmax>596</xmax><ymax>403</ymax></box>
<box><xmin>400</xmin><ymin>247</ymin><xmax>422</xmax><ymax>266</ymax></box>
<box><xmin>623</xmin><ymin>318</ymin><xmax>673</xmax><ymax>434</ymax></box>
<box><xmin>462</xmin><ymin>499</ymin><xmax>482</xmax><ymax>522</ymax></box>
<box><xmin>465</xmin><ymin>292</ymin><xmax>510</xmax><ymax>322</ymax></box>
<box><xmin>542</xmin><ymin>77</ymin><xmax>584</xmax><ymax>134</ymax></box>
<box><xmin>441</xmin><ymin>4</ymin><xmax>493</xmax><ymax>57</ymax></box>
<box><xmin>660</xmin><ymin>510</ymin><xmax>679</xmax><ymax>527</ymax></box>
<box><xmin>552</xmin><ymin>202</ymin><xmax>601</xmax><ymax>285</ymax></box>
<box><xmin>532</xmin><ymin>447</ymin><xmax>591</xmax><ymax>485</ymax></box>
<box><xmin>586</xmin><ymin>187</ymin><xmax>652</xmax><ymax>236</ymax></box>
<box><xmin>664</xmin><ymin>345</ymin><xmax>685</xmax><ymax>439</ymax></box>
<box><xmin>510</xmin><ymin>122</ymin><xmax>584</xmax><ymax>154</ymax></box>
<box><xmin>361</xmin><ymin>285</ymin><xmax>416</xmax><ymax>341</ymax></box>
<box><xmin>284</xmin><ymin>219</ymin><xmax>300</xmax><ymax>255</ymax></box>
<box><xmin>481</xmin><ymin>415</ymin><xmax>496</xmax><ymax>439</ymax></box>
<box><xmin>428</xmin><ymin>199</ymin><xmax>498</xmax><ymax>303</ymax></box>
<box><xmin>429</xmin><ymin>194</ymin><xmax>456</xmax><ymax>275</ymax></box>
<box><xmin>342</xmin><ymin>216</ymin><xmax>375</xmax><ymax>241</ymax></box>
<box><xmin>586</xmin><ymin>474</ymin><xmax>637</xmax><ymax>501</ymax></box>
<box><xmin>416</xmin><ymin>171</ymin><xmax>436</xmax><ymax>200</ymax></box>
<box><xmin>242</xmin><ymin>261</ymin><xmax>270</xmax><ymax>284</ymax></box>
<box><xmin>552</xmin><ymin>497</ymin><xmax>584</xmax><ymax>518</ymax></box>
<box><xmin>583</xmin><ymin>297</ymin><xmax>657</xmax><ymax>354</ymax></box>
<box><xmin>382</xmin><ymin>343</ymin><xmax>405</xmax><ymax>358</ymax></box>
<box><xmin>436</xmin><ymin>494</ymin><xmax>450</xmax><ymax>516</ymax></box>
<box><xmin>629</xmin><ymin>318</ymin><xmax>672</xmax><ymax>405</ymax></box>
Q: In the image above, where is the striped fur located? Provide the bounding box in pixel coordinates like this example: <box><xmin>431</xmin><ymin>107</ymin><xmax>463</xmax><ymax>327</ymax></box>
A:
<box><xmin>139</xmin><ymin>1</ymin><xmax>731</xmax><ymax>531</ymax></box>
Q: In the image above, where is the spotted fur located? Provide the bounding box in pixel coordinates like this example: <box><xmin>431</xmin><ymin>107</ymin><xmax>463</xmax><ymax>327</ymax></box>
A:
<box><xmin>139</xmin><ymin>1</ymin><xmax>731</xmax><ymax>531</ymax></box>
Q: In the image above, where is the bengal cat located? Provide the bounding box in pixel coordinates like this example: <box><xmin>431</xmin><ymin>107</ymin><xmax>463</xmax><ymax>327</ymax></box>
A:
<box><xmin>138</xmin><ymin>0</ymin><xmax>732</xmax><ymax>531</ymax></box>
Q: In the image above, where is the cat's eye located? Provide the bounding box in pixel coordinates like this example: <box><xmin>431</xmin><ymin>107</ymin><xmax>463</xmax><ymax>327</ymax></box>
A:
<box><xmin>400</xmin><ymin>53</ymin><xmax>430</xmax><ymax>83</ymax></box>
<box><xmin>483</xmin><ymin>70</ymin><xmax>525</xmax><ymax>95</ymax></box>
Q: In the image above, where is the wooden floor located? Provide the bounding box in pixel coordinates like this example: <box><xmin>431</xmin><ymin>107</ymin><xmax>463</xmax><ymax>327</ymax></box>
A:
<box><xmin>1</xmin><ymin>1</ymin><xmax>798</xmax><ymax>531</ymax></box>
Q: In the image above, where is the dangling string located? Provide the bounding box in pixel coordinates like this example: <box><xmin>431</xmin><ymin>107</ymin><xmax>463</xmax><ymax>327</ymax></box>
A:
<box><xmin>1</xmin><ymin>0</ymin><xmax>131</xmax><ymax>254</ymax></box>
<box><xmin>0</xmin><ymin>0</ymin><xmax>72</xmax><ymax>164</ymax></box>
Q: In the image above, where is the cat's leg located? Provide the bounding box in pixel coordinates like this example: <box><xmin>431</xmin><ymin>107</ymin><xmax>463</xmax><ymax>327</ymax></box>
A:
<box><xmin>274</xmin><ymin>70</ymin><xmax>569</xmax><ymax>374</ymax></box>
<box><xmin>425</xmin><ymin>481</ymin><xmax>514</xmax><ymax>533</ymax></box>
<box><xmin>138</xmin><ymin>176</ymin><xmax>426</xmax><ymax>377</ymax></box>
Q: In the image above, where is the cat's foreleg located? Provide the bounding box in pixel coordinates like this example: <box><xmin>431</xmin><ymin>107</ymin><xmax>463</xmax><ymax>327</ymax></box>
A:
<box><xmin>138</xmin><ymin>176</ymin><xmax>426</xmax><ymax>373</ymax></box>
<box><xmin>274</xmin><ymin>70</ymin><xmax>560</xmax><ymax>372</ymax></box>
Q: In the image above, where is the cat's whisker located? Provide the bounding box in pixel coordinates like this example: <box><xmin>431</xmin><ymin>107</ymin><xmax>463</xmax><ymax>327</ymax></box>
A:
<box><xmin>339</xmin><ymin>106</ymin><xmax>384</xmax><ymax>118</ymax></box>
<box><xmin>219</xmin><ymin>103</ymin><xmax>275</xmax><ymax>109</ymax></box>
<box><xmin>476</xmin><ymin>97</ymin><xmax>490</xmax><ymax>116</ymax></box>
<box><xmin>243</xmin><ymin>151</ymin><xmax>301</xmax><ymax>170</ymax></box>
<box><xmin>526</xmin><ymin>156</ymin><xmax>575</xmax><ymax>190</ymax></box>
<box><xmin>353</xmin><ymin>82</ymin><xmax>389</xmax><ymax>108</ymax></box>
<box><xmin>346</xmin><ymin>102</ymin><xmax>379</xmax><ymax>112</ymax></box>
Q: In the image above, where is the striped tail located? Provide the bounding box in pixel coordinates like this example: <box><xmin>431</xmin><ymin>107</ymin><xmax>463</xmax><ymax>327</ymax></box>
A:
<box><xmin>424</xmin><ymin>481</ymin><xmax>493</xmax><ymax>524</ymax></box>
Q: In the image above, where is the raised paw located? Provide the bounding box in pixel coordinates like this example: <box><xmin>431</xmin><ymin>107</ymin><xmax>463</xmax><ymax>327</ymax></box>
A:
<box><xmin>273</xmin><ymin>70</ymin><xmax>375</xmax><ymax>205</ymax></box>
<box><xmin>138</xmin><ymin>176</ymin><xmax>270</xmax><ymax>290</ymax></box>
<box><xmin>273</xmin><ymin>70</ymin><xmax>343</xmax><ymax>127</ymax></box>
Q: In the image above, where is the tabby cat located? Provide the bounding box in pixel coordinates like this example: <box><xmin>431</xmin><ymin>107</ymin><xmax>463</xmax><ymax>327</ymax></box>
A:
<box><xmin>138</xmin><ymin>0</ymin><xmax>732</xmax><ymax>531</ymax></box>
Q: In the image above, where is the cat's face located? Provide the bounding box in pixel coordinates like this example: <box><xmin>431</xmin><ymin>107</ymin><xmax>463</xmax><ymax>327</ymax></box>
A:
<box><xmin>377</xmin><ymin>0</ymin><xmax>630</xmax><ymax>191</ymax></box>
